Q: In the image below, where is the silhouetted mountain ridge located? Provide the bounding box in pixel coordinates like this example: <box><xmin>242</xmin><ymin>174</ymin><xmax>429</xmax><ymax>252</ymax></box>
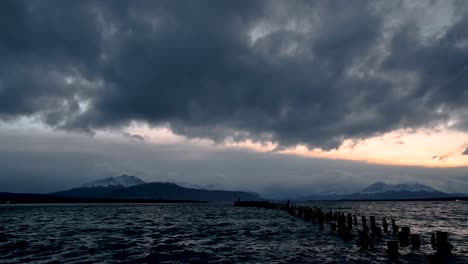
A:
<box><xmin>360</xmin><ymin>182</ymin><xmax>438</xmax><ymax>193</ymax></box>
<box><xmin>52</xmin><ymin>185</ymin><xmax>124</xmax><ymax>198</ymax></box>
<box><xmin>299</xmin><ymin>182</ymin><xmax>468</xmax><ymax>201</ymax></box>
<box><xmin>51</xmin><ymin>175</ymin><xmax>261</xmax><ymax>202</ymax></box>
<box><xmin>81</xmin><ymin>175</ymin><xmax>145</xmax><ymax>188</ymax></box>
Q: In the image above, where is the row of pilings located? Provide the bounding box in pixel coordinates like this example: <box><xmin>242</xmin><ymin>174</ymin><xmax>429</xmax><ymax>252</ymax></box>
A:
<box><xmin>234</xmin><ymin>199</ymin><xmax>454</xmax><ymax>262</ymax></box>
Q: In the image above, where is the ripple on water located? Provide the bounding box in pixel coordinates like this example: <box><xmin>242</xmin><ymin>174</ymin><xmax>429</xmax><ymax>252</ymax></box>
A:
<box><xmin>0</xmin><ymin>202</ymin><xmax>467</xmax><ymax>263</ymax></box>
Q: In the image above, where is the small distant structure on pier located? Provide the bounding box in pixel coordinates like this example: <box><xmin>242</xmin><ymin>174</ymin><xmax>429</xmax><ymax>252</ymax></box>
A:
<box><xmin>234</xmin><ymin>198</ymin><xmax>276</xmax><ymax>208</ymax></box>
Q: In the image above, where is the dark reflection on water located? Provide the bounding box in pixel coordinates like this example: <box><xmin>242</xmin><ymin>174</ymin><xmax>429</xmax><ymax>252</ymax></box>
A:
<box><xmin>0</xmin><ymin>201</ymin><xmax>467</xmax><ymax>263</ymax></box>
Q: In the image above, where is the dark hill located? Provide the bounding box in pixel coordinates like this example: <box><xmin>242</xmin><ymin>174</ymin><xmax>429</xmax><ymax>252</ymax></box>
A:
<box><xmin>51</xmin><ymin>182</ymin><xmax>262</xmax><ymax>202</ymax></box>
<box><xmin>52</xmin><ymin>185</ymin><xmax>124</xmax><ymax>198</ymax></box>
<box><xmin>342</xmin><ymin>190</ymin><xmax>454</xmax><ymax>200</ymax></box>
<box><xmin>107</xmin><ymin>182</ymin><xmax>261</xmax><ymax>202</ymax></box>
<box><xmin>299</xmin><ymin>181</ymin><xmax>467</xmax><ymax>201</ymax></box>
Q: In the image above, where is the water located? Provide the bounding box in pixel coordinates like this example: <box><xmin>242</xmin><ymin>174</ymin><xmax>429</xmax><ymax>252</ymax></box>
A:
<box><xmin>0</xmin><ymin>201</ymin><xmax>467</xmax><ymax>263</ymax></box>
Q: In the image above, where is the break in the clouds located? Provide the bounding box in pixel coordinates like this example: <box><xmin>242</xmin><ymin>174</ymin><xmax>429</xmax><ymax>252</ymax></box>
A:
<box><xmin>1</xmin><ymin>129</ymin><xmax>468</xmax><ymax>197</ymax></box>
<box><xmin>1</xmin><ymin>0</ymin><xmax>468</xmax><ymax>150</ymax></box>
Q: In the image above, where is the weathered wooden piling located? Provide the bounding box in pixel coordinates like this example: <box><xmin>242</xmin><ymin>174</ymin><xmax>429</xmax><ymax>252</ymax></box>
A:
<box><xmin>374</xmin><ymin>227</ymin><xmax>382</xmax><ymax>239</ymax></box>
<box><xmin>398</xmin><ymin>227</ymin><xmax>410</xmax><ymax>247</ymax></box>
<box><xmin>410</xmin><ymin>234</ymin><xmax>421</xmax><ymax>250</ymax></box>
<box><xmin>336</xmin><ymin>215</ymin><xmax>342</xmax><ymax>233</ymax></box>
<box><xmin>342</xmin><ymin>228</ymin><xmax>353</xmax><ymax>242</ymax></box>
<box><xmin>431</xmin><ymin>232</ymin><xmax>436</xmax><ymax>249</ymax></box>
<box><xmin>402</xmin><ymin>226</ymin><xmax>410</xmax><ymax>235</ymax></box>
<box><xmin>233</xmin><ymin>200</ymin><xmax>456</xmax><ymax>261</ymax></box>
<box><xmin>318</xmin><ymin>212</ymin><xmax>325</xmax><ymax>231</ymax></box>
<box><xmin>370</xmin><ymin>216</ymin><xmax>376</xmax><ymax>232</ymax></box>
<box><xmin>435</xmin><ymin>231</ymin><xmax>453</xmax><ymax>256</ymax></box>
<box><xmin>357</xmin><ymin>230</ymin><xmax>369</xmax><ymax>250</ymax></box>
<box><xmin>298</xmin><ymin>207</ymin><xmax>303</xmax><ymax>218</ymax></box>
<box><xmin>304</xmin><ymin>208</ymin><xmax>311</xmax><ymax>222</ymax></box>
<box><xmin>338</xmin><ymin>214</ymin><xmax>346</xmax><ymax>233</ymax></box>
<box><xmin>361</xmin><ymin>216</ymin><xmax>368</xmax><ymax>232</ymax></box>
<box><xmin>369</xmin><ymin>235</ymin><xmax>375</xmax><ymax>250</ymax></box>
<box><xmin>347</xmin><ymin>213</ymin><xmax>353</xmax><ymax>230</ymax></box>
<box><xmin>436</xmin><ymin>231</ymin><xmax>447</xmax><ymax>245</ymax></box>
<box><xmin>391</xmin><ymin>219</ymin><xmax>398</xmax><ymax>235</ymax></box>
<box><xmin>387</xmin><ymin>241</ymin><xmax>399</xmax><ymax>260</ymax></box>
<box><xmin>382</xmin><ymin>217</ymin><xmax>388</xmax><ymax>233</ymax></box>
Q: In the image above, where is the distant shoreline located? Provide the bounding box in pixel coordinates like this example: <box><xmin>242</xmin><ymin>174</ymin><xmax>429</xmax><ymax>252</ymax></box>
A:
<box><xmin>0</xmin><ymin>193</ymin><xmax>206</xmax><ymax>204</ymax></box>
<box><xmin>2</xmin><ymin>193</ymin><xmax>467</xmax><ymax>204</ymax></box>
<box><xmin>303</xmin><ymin>197</ymin><xmax>468</xmax><ymax>202</ymax></box>
<box><xmin>0</xmin><ymin>200</ymin><xmax>206</xmax><ymax>204</ymax></box>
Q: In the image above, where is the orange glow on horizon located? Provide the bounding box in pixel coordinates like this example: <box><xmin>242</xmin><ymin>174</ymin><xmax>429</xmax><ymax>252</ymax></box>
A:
<box><xmin>126</xmin><ymin>123</ymin><xmax>468</xmax><ymax>168</ymax></box>
<box><xmin>279</xmin><ymin>129</ymin><xmax>468</xmax><ymax>167</ymax></box>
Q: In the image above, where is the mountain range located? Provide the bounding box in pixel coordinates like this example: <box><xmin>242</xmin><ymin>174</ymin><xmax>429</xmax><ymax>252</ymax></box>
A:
<box><xmin>360</xmin><ymin>182</ymin><xmax>438</xmax><ymax>193</ymax></box>
<box><xmin>81</xmin><ymin>175</ymin><xmax>145</xmax><ymax>188</ymax></box>
<box><xmin>299</xmin><ymin>181</ymin><xmax>467</xmax><ymax>201</ymax></box>
<box><xmin>51</xmin><ymin>175</ymin><xmax>261</xmax><ymax>202</ymax></box>
<box><xmin>2</xmin><ymin>176</ymin><xmax>467</xmax><ymax>204</ymax></box>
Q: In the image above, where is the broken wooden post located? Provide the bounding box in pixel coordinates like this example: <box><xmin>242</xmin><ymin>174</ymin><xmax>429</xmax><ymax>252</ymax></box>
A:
<box><xmin>304</xmin><ymin>208</ymin><xmax>311</xmax><ymax>222</ymax></box>
<box><xmin>398</xmin><ymin>227</ymin><xmax>410</xmax><ymax>247</ymax></box>
<box><xmin>387</xmin><ymin>241</ymin><xmax>399</xmax><ymax>260</ymax></box>
<box><xmin>431</xmin><ymin>232</ymin><xmax>436</xmax><ymax>249</ymax></box>
<box><xmin>361</xmin><ymin>216</ymin><xmax>368</xmax><ymax>232</ymax></box>
<box><xmin>391</xmin><ymin>219</ymin><xmax>398</xmax><ymax>234</ymax></box>
<box><xmin>369</xmin><ymin>235</ymin><xmax>375</xmax><ymax>250</ymax></box>
<box><xmin>319</xmin><ymin>212</ymin><xmax>324</xmax><ymax>232</ymax></box>
<box><xmin>402</xmin><ymin>226</ymin><xmax>410</xmax><ymax>235</ymax></box>
<box><xmin>347</xmin><ymin>213</ymin><xmax>353</xmax><ymax>231</ymax></box>
<box><xmin>338</xmin><ymin>214</ymin><xmax>346</xmax><ymax>234</ymax></box>
<box><xmin>374</xmin><ymin>227</ymin><xmax>382</xmax><ymax>239</ymax></box>
<box><xmin>382</xmin><ymin>217</ymin><xmax>388</xmax><ymax>233</ymax></box>
<box><xmin>410</xmin><ymin>234</ymin><xmax>421</xmax><ymax>250</ymax></box>
<box><xmin>357</xmin><ymin>230</ymin><xmax>369</xmax><ymax>250</ymax></box>
<box><xmin>370</xmin><ymin>216</ymin><xmax>376</xmax><ymax>232</ymax></box>
<box><xmin>436</xmin><ymin>231</ymin><xmax>453</xmax><ymax>256</ymax></box>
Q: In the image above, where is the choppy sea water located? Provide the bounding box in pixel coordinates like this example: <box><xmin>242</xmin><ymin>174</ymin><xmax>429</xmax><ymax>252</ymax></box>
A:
<box><xmin>0</xmin><ymin>201</ymin><xmax>467</xmax><ymax>263</ymax></box>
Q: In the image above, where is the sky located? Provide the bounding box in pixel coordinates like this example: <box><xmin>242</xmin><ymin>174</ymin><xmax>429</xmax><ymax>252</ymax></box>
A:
<box><xmin>1</xmin><ymin>0</ymin><xmax>468</xmax><ymax>197</ymax></box>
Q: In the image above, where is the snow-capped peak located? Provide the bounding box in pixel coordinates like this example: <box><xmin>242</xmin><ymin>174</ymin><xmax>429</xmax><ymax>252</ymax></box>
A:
<box><xmin>360</xmin><ymin>182</ymin><xmax>438</xmax><ymax>194</ymax></box>
<box><xmin>82</xmin><ymin>175</ymin><xmax>145</xmax><ymax>188</ymax></box>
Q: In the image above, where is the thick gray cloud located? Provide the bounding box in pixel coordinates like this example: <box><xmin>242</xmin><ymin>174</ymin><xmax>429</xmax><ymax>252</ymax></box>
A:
<box><xmin>463</xmin><ymin>148</ymin><xmax>468</xmax><ymax>155</ymax></box>
<box><xmin>1</xmin><ymin>0</ymin><xmax>468</xmax><ymax>149</ymax></box>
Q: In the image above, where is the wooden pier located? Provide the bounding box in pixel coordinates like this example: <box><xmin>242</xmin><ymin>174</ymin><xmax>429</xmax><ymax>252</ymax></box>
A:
<box><xmin>234</xmin><ymin>200</ymin><xmax>454</xmax><ymax>261</ymax></box>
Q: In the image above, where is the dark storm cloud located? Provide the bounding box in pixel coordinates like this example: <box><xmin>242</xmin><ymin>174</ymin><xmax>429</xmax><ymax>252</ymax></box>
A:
<box><xmin>382</xmin><ymin>16</ymin><xmax>468</xmax><ymax>120</ymax></box>
<box><xmin>0</xmin><ymin>0</ymin><xmax>102</xmax><ymax>129</ymax></box>
<box><xmin>1</xmin><ymin>0</ymin><xmax>468</xmax><ymax>149</ymax></box>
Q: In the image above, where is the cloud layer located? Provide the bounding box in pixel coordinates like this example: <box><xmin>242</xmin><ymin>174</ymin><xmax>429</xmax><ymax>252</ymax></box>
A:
<box><xmin>1</xmin><ymin>0</ymin><xmax>468</xmax><ymax>149</ymax></box>
<box><xmin>1</xmin><ymin>129</ymin><xmax>468</xmax><ymax>197</ymax></box>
